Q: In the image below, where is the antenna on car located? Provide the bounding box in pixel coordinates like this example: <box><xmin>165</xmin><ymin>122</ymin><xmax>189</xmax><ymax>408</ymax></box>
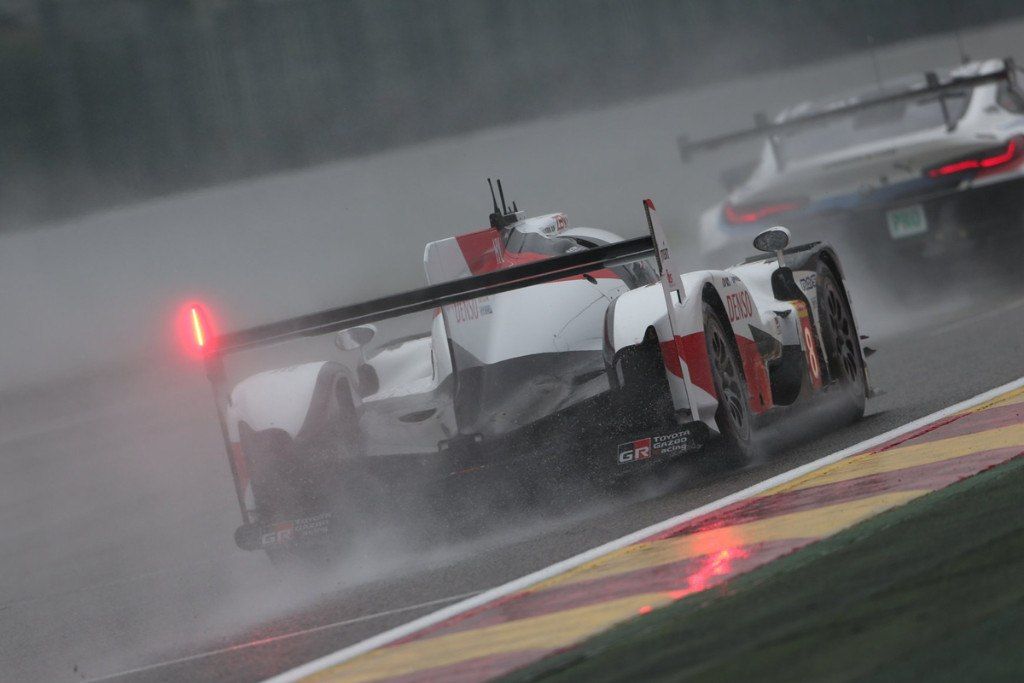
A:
<box><xmin>487</xmin><ymin>178</ymin><xmax>519</xmax><ymax>229</ymax></box>
<box><xmin>497</xmin><ymin>179</ymin><xmax>508</xmax><ymax>214</ymax></box>
<box><xmin>488</xmin><ymin>178</ymin><xmax>500</xmax><ymax>215</ymax></box>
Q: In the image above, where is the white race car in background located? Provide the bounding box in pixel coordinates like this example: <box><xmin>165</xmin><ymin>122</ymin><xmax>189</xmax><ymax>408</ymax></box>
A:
<box><xmin>183</xmin><ymin>185</ymin><xmax>873</xmax><ymax>562</ymax></box>
<box><xmin>687</xmin><ymin>58</ymin><xmax>1024</xmax><ymax>269</ymax></box>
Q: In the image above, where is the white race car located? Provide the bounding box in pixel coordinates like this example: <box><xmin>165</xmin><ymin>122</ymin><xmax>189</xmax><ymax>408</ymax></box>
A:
<box><xmin>688</xmin><ymin>58</ymin><xmax>1024</xmax><ymax>269</ymax></box>
<box><xmin>183</xmin><ymin>185</ymin><xmax>872</xmax><ymax>561</ymax></box>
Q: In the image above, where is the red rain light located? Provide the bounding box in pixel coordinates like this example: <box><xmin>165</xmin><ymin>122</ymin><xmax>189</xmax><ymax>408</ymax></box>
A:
<box><xmin>191</xmin><ymin>307</ymin><xmax>206</xmax><ymax>348</ymax></box>
<box><xmin>927</xmin><ymin>136</ymin><xmax>1024</xmax><ymax>178</ymax></box>
<box><xmin>723</xmin><ymin>199</ymin><xmax>803</xmax><ymax>224</ymax></box>
<box><xmin>177</xmin><ymin>302</ymin><xmax>216</xmax><ymax>359</ymax></box>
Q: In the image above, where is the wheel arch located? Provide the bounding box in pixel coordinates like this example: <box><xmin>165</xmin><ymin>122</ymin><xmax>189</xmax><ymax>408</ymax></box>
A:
<box><xmin>793</xmin><ymin>243</ymin><xmax>865</xmax><ymax>369</ymax></box>
<box><xmin>700</xmin><ymin>282</ymin><xmax>732</xmax><ymax>340</ymax></box>
<box><xmin>696</xmin><ymin>275</ymin><xmax>775</xmax><ymax>416</ymax></box>
<box><xmin>227</xmin><ymin>361</ymin><xmax>362</xmax><ymax>441</ymax></box>
<box><xmin>604</xmin><ymin>284</ymin><xmax>673</xmax><ymax>357</ymax></box>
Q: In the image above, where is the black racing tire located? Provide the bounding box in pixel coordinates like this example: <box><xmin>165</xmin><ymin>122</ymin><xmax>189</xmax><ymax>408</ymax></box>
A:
<box><xmin>256</xmin><ymin>457</ymin><xmax>353</xmax><ymax>569</ymax></box>
<box><xmin>703</xmin><ymin>301</ymin><xmax>757</xmax><ymax>463</ymax></box>
<box><xmin>609</xmin><ymin>327</ymin><xmax>675</xmax><ymax>432</ymax></box>
<box><xmin>242</xmin><ymin>373</ymin><xmax>365</xmax><ymax>568</ymax></box>
<box><xmin>815</xmin><ymin>265</ymin><xmax>866</xmax><ymax>422</ymax></box>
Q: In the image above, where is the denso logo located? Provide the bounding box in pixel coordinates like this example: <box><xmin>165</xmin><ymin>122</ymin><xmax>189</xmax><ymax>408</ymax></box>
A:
<box><xmin>617</xmin><ymin>438</ymin><xmax>652</xmax><ymax>464</ymax></box>
<box><xmin>726</xmin><ymin>291</ymin><xmax>754</xmax><ymax>322</ymax></box>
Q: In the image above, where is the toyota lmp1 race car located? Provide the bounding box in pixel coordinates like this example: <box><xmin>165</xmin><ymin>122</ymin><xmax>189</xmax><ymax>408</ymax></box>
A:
<box><xmin>686</xmin><ymin>58</ymin><xmax>1024</xmax><ymax>271</ymax></box>
<box><xmin>182</xmin><ymin>183</ymin><xmax>873</xmax><ymax>562</ymax></box>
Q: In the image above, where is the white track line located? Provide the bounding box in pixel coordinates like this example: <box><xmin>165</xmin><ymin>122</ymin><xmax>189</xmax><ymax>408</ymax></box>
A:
<box><xmin>268</xmin><ymin>375</ymin><xmax>1024</xmax><ymax>683</ymax></box>
<box><xmin>927</xmin><ymin>293</ymin><xmax>1024</xmax><ymax>338</ymax></box>
<box><xmin>87</xmin><ymin>590</ymin><xmax>480</xmax><ymax>682</ymax></box>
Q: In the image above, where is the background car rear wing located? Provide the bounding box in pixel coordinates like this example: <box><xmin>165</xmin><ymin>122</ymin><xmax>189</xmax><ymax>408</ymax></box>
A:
<box><xmin>678</xmin><ymin>57</ymin><xmax>1019</xmax><ymax>163</ymax></box>
<box><xmin>186</xmin><ymin>200</ymin><xmax>687</xmax><ymax>524</ymax></box>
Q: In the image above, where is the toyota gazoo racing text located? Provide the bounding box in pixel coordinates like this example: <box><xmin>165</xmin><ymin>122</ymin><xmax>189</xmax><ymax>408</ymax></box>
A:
<box><xmin>182</xmin><ymin>185</ymin><xmax>874</xmax><ymax>562</ymax></box>
<box><xmin>685</xmin><ymin>58</ymin><xmax>1024</xmax><ymax>270</ymax></box>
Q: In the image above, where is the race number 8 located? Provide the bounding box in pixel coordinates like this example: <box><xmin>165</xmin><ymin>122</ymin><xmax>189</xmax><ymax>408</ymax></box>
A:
<box><xmin>802</xmin><ymin>325</ymin><xmax>821</xmax><ymax>382</ymax></box>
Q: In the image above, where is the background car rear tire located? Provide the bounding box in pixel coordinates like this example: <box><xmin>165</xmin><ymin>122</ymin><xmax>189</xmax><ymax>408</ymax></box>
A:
<box><xmin>815</xmin><ymin>265</ymin><xmax>866</xmax><ymax>422</ymax></box>
<box><xmin>703</xmin><ymin>301</ymin><xmax>757</xmax><ymax>464</ymax></box>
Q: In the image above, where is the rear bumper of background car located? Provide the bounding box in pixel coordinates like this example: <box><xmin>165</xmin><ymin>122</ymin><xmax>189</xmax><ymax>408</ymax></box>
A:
<box><xmin>701</xmin><ymin>174</ymin><xmax>1024</xmax><ymax>266</ymax></box>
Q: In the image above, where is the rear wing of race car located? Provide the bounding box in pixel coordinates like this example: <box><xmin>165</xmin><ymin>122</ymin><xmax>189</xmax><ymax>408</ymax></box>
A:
<box><xmin>678</xmin><ymin>56</ymin><xmax>1020</xmax><ymax>165</ymax></box>
<box><xmin>209</xmin><ymin>237</ymin><xmax>654</xmax><ymax>356</ymax></box>
<box><xmin>184</xmin><ymin>201</ymin><xmax>689</xmax><ymax>523</ymax></box>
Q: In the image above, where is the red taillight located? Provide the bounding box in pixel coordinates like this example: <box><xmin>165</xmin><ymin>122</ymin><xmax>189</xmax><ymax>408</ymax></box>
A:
<box><xmin>190</xmin><ymin>306</ymin><xmax>206</xmax><ymax>348</ymax></box>
<box><xmin>723</xmin><ymin>199</ymin><xmax>804</xmax><ymax>224</ymax></box>
<box><xmin>178</xmin><ymin>302</ymin><xmax>215</xmax><ymax>358</ymax></box>
<box><xmin>927</xmin><ymin>136</ymin><xmax>1024</xmax><ymax>178</ymax></box>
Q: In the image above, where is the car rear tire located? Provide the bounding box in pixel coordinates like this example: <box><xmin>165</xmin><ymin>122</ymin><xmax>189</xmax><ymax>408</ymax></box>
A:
<box><xmin>242</xmin><ymin>374</ymin><xmax>365</xmax><ymax>567</ymax></box>
<box><xmin>243</xmin><ymin>434</ymin><xmax>354</xmax><ymax>568</ymax></box>
<box><xmin>609</xmin><ymin>327</ymin><xmax>675</xmax><ymax>432</ymax></box>
<box><xmin>704</xmin><ymin>302</ymin><xmax>757</xmax><ymax>463</ymax></box>
<box><xmin>815</xmin><ymin>265</ymin><xmax>866</xmax><ymax>422</ymax></box>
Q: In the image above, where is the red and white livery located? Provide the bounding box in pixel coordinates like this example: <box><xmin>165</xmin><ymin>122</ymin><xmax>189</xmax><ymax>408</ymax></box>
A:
<box><xmin>184</xmin><ymin>186</ymin><xmax>873</xmax><ymax>561</ymax></box>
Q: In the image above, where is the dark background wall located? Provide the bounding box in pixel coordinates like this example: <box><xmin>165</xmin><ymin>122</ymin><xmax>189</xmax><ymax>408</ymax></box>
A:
<box><xmin>2</xmin><ymin>0</ymin><xmax>1020</xmax><ymax>229</ymax></box>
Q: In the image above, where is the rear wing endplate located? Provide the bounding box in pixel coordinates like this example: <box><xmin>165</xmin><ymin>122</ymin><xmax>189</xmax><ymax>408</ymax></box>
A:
<box><xmin>678</xmin><ymin>57</ymin><xmax>1019</xmax><ymax>162</ymax></box>
<box><xmin>643</xmin><ymin>199</ymin><xmax>699</xmax><ymax>422</ymax></box>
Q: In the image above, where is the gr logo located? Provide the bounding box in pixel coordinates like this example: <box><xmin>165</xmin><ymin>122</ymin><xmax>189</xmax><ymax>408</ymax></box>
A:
<box><xmin>261</xmin><ymin>525</ymin><xmax>293</xmax><ymax>547</ymax></box>
<box><xmin>617</xmin><ymin>437</ymin><xmax>652</xmax><ymax>464</ymax></box>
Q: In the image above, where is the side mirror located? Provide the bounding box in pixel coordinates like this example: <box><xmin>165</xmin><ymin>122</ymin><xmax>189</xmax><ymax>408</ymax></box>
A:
<box><xmin>335</xmin><ymin>324</ymin><xmax>376</xmax><ymax>351</ymax></box>
<box><xmin>753</xmin><ymin>226</ymin><xmax>791</xmax><ymax>268</ymax></box>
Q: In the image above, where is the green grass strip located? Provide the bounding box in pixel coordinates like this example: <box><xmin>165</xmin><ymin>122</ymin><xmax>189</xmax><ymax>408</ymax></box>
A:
<box><xmin>506</xmin><ymin>455</ymin><xmax>1024</xmax><ymax>683</ymax></box>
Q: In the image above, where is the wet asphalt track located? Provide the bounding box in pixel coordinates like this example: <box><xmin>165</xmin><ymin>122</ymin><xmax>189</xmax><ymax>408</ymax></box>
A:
<box><xmin>1</xmin><ymin>279</ymin><xmax>1021</xmax><ymax>683</ymax></box>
